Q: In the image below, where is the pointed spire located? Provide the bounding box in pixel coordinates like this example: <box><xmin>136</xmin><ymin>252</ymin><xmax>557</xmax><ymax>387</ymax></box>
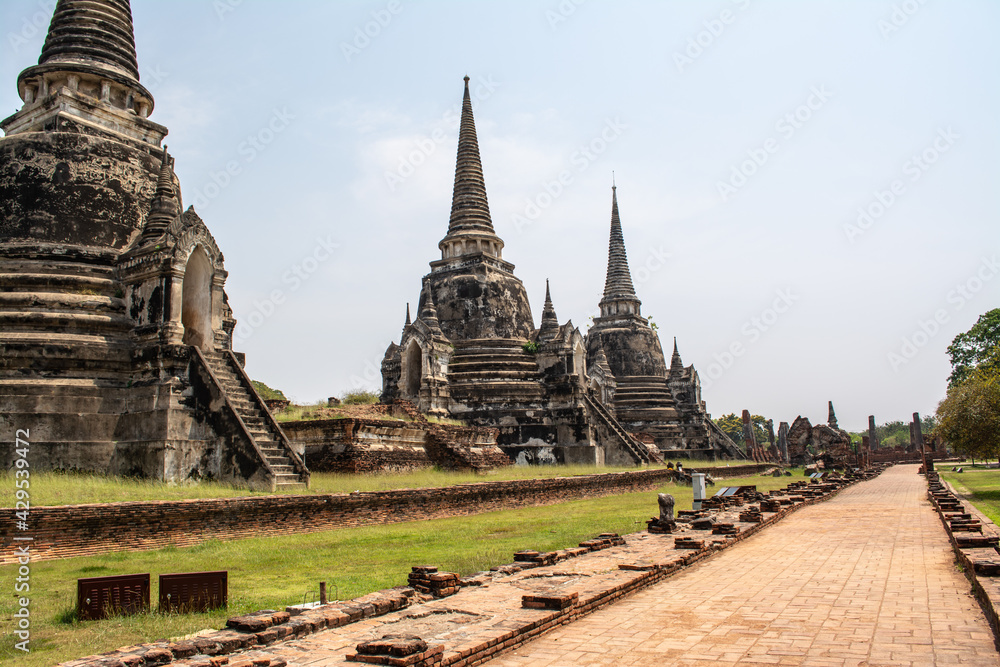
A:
<box><xmin>401</xmin><ymin>302</ymin><xmax>411</xmax><ymax>339</ymax></box>
<box><xmin>828</xmin><ymin>401</ymin><xmax>838</xmax><ymax>429</ymax></box>
<box><xmin>446</xmin><ymin>76</ymin><xmax>495</xmax><ymax>237</ymax></box>
<box><xmin>538</xmin><ymin>279</ymin><xmax>560</xmax><ymax>340</ymax></box>
<box><xmin>140</xmin><ymin>146</ymin><xmax>178</xmax><ymax>242</ymax></box>
<box><xmin>594</xmin><ymin>346</ymin><xmax>612</xmax><ymax>372</ymax></box>
<box><xmin>418</xmin><ymin>279</ymin><xmax>443</xmax><ymax>335</ymax></box>
<box><xmin>670</xmin><ymin>337</ymin><xmax>684</xmax><ymax>372</ymax></box>
<box><xmin>599</xmin><ymin>184</ymin><xmax>641</xmax><ymax>317</ymax></box>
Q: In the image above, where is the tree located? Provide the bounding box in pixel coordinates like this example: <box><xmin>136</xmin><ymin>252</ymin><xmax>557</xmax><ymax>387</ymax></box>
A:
<box><xmin>714</xmin><ymin>413</ymin><xmax>770</xmax><ymax>446</ymax></box>
<box><xmin>947</xmin><ymin>308</ymin><xmax>1000</xmax><ymax>387</ymax></box>
<box><xmin>715</xmin><ymin>413</ymin><xmax>742</xmax><ymax>444</ymax></box>
<box><xmin>937</xmin><ymin>344</ymin><xmax>1000</xmax><ymax>460</ymax></box>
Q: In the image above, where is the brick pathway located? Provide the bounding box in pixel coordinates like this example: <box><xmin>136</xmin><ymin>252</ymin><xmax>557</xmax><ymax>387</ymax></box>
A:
<box><xmin>484</xmin><ymin>464</ymin><xmax>998</xmax><ymax>666</ymax></box>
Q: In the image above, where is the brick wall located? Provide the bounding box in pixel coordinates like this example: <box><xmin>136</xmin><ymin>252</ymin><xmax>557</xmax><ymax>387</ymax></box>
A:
<box><xmin>0</xmin><ymin>464</ymin><xmax>772</xmax><ymax>563</ymax></box>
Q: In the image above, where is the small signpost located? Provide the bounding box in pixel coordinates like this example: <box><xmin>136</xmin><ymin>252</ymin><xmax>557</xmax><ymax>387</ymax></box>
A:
<box><xmin>692</xmin><ymin>473</ymin><xmax>706</xmax><ymax>510</ymax></box>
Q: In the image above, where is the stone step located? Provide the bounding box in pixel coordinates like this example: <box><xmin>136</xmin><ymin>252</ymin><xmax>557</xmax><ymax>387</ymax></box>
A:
<box><xmin>447</xmin><ymin>370</ymin><xmax>542</xmax><ymax>382</ymax></box>
<box><xmin>614</xmin><ymin>396</ymin><xmax>678</xmax><ymax>407</ymax></box>
<box><xmin>0</xmin><ymin>330</ymin><xmax>131</xmax><ymax>347</ymax></box>
<box><xmin>0</xmin><ymin>309</ymin><xmax>133</xmax><ymax>334</ymax></box>
<box><xmin>447</xmin><ymin>361</ymin><xmax>541</xmax><ymax>373</ymax></box>
<box><xmin>0</xmin><ymin>256</ymin><xmax>117</xmax><ymax>279</ymax></box>
<box><xmin>0</xmin><ymin>291</ymin><xmax>126</xmax><ymax>316</ymax></box>
<box><xmin>0</xmin><ymin>272</ymin><xmax>118</xmax><ymax>294</ymax></box>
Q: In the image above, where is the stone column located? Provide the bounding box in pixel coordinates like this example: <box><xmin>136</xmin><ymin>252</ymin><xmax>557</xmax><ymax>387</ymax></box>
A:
<box><xmin>742</xmin><ymin>410</ymin><xmax>758</xmax><ymax>462</ymax></box>
<box><xmin>914</xmin><ymin>411</ymin><xmax>932</xmax><ymax>472</ymax></box>
<box><xmin>868</xmin><ymin>415</ymin><xmax>877</xmax><ymax>452</ymax></box>
<box><xmin>164</xmin><ymin>266</ymin><xmax>185</xmax><ymax>345</ymax></box>
<box><xmin>778</xmin><ymin>421</ymin><xmax>789</xmax><ymax>464</ymax></box>
<box><xmin>766</xmin><ymin>419</ymin><xmax>777</xmax><ymax>461</ymax></box>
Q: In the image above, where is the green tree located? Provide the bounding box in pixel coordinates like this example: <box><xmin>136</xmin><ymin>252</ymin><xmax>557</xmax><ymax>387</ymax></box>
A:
<box><xmin>936</xmin><ymin>358</ymin><xmax>1000</xmax><ymax>461</ymax></box>
<box><xmin>715</xmin><ymin>413</ymin><xmax>742</xmax><ymax>443</ymax></box>
<box><xmin>947</xmin><ymin>308</ymin><xmax>1000</xmax><ymax>387</ymax></box>
<box><xmin>714</xmin><ymin>413</ymin><xmax>770</xmax><ymax>446</ymax></box>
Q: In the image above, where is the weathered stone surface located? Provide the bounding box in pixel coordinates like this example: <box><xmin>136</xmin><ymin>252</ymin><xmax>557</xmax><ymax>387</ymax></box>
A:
<box><xmin>0</xmin><ymin>2</ymin><xmax>305</xmax><ymax>490</ymax></box>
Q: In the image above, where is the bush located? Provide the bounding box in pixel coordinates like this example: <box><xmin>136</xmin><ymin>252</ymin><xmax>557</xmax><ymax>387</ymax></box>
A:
<box><xmin>342</xmin><ymin>390</ymin><xmax>381</xmax><ymax>405</ymax></box>
<box><xmin>251</xmin><ymin>380</ymin><xmax>286</xmax><ymax>401</ymax></box>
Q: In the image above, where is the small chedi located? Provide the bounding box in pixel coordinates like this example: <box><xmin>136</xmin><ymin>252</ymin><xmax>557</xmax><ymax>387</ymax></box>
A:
<box><xmin>381</xmin><ymin>77</ymin><xmax>741</xmax><ymax>463</ymax></box>
<box><xmin>0</xmin><ymin>0</ymin><xmax>305</xmax><ymax>489</ymax></box>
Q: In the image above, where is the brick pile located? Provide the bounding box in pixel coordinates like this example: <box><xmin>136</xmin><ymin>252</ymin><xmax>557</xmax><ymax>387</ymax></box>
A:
<box><xmin>406</xmin><ymin>567</ymin><xmax>460</xmax><ymax>598</ymax></box>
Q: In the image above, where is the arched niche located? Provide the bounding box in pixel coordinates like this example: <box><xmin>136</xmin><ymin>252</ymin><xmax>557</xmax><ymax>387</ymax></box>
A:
<box><xmin>182</xmin><ymin>245</ymin><xmax>214</xmax><ymax>351</ymax></box>
<box><xmin>404</xmin><ymin>340</ymin><xmax>423</xmax><ymax>398</ymax></box>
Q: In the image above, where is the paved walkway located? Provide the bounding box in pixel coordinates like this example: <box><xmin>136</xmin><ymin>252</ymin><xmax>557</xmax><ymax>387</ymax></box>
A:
<box><xmin>484</xmin><ymin>464</ymin><xmax>998</xmax><ymax>666</ymax></box>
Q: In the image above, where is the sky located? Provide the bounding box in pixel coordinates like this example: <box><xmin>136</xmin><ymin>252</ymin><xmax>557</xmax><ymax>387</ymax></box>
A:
<box><xmin>2</xmin><ymin>0</ymin><xmax>998</xmax><ymax>433</ymax></box>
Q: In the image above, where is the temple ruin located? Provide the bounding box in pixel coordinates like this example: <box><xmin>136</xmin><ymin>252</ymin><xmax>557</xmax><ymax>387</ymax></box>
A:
<box><xmin>0</xmin><ymin>0</ymin><xmax>306</xmax><ymax>489</ymax></box>
<box><xmin>380</xmin><ymin>78</ymin><xmax>742</xmax><ymax>462</ymax></box>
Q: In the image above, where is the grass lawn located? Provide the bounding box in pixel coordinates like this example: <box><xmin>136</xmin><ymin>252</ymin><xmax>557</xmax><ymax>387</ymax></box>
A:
<box><xmin>0</xmin><ymin>470</ymin><xmax>798</xmax><ymax>664</ymax></box>
<box><xmin>1</xmin><ymin>461</ymin><xmax>742</xmax><ymax>507</ymax></box>
<box><xmin>940</xmin><ymin>464</ymin><xmax>1000</xmax><ymax>526</ymax></box>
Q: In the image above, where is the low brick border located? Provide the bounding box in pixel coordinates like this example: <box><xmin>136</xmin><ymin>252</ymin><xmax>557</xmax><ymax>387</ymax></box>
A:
<box><xmin>1</xmin><ymin>464</ymin><xmax>774</xmax><ymax>564</ymax></box>
<box><xmin>60</xmin><ymin>467</ymin><xmax>886</xmax><ymax>667</ymax></box>
<box><xmin>929</xmin><ymin>472</ymin><xmax>1000</xmax><ymax>652</ymax></box>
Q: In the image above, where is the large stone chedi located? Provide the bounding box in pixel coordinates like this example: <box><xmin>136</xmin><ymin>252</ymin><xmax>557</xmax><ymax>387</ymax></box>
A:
<box><xmin>0</xmin><ymin>0</ymin><xmax>306</xmax><ymax>489</ymax></box>
<box><xmin>585</xmin><ymin>191</ymin><xmax>742</xmax><ymax>459</ymax></box>
<box><xmin>382</xmin><ymin>78</ymin><xmax>652</xmax><ymax>466</ymax></box>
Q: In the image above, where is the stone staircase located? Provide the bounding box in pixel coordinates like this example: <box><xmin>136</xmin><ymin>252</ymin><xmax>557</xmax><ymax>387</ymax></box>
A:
<box><xmin>199</xmin><ymin>349</ymin><xmax>309</xmax><ymax>491</ymax></box>
<box><xmin>0</xmin><ymin>252</ymin><xmax>133</xmax><ymax>380</ymax></box>
<box><xmin>613</xmin><ymin>375</ymin><xmax>679</xmax><ymax>410</ymax></box>
<box><xmin>447</xmin><ymin>339</ymin><xmax>547</xmax><ymax>402</ymax></box>
<box><xmin>584</xmin><ymin>394</ymin><xmax>656</xmax><ymax>465</ymax></box>
<box><xmin>707</xmin><ymin>419</ymin><xmax>748</xmax><ymax>460</ymax></box>
<box><xmin>0</xmin><ymin>249</ymin><xmax>134</xmax><ymax>466</ymax></box>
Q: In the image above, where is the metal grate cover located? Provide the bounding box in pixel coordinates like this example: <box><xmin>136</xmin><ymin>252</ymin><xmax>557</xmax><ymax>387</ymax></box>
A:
<box><xmin>77</xmin><ymin>573</ymin><xmax>150</xmax><ymax>620</ymax></box>
<box><xmin>158</xmin><ymin>571</ymin><xmax>228</xmax><ymax>613</ymax></box>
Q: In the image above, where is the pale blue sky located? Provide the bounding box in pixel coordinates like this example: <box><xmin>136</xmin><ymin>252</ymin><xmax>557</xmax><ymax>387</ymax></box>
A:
<box><xmin>2</xmin><ymin>0</ymin><xmax>998</xmax><ymax>431</ymax></box>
